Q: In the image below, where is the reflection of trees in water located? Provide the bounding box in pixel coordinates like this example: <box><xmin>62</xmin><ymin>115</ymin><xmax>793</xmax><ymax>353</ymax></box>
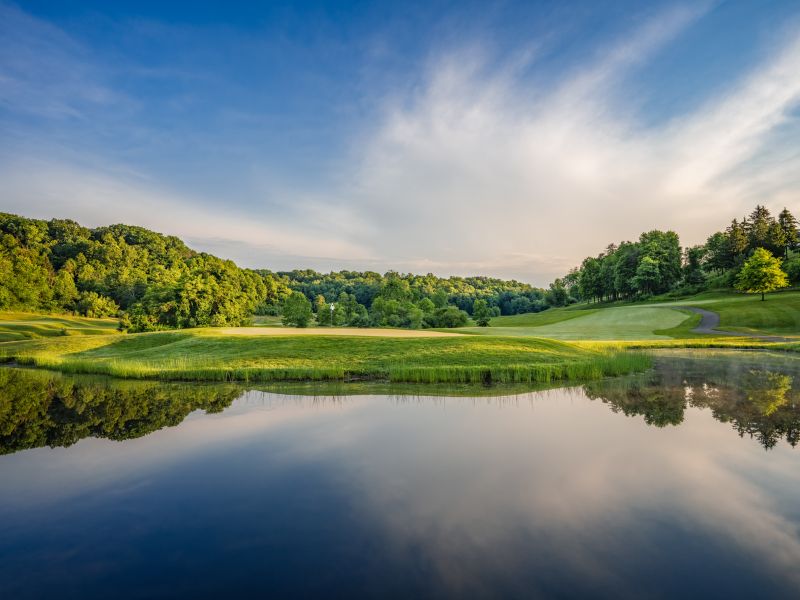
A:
<box><xmin>584</xmin><ymin>354</ymin><xmax>800</xmax><ymax>450</ymax></box>
<box><xmin>0</xmin><ymin>369</ymin><xmax>241</xmax><ymax>455</ymax></box>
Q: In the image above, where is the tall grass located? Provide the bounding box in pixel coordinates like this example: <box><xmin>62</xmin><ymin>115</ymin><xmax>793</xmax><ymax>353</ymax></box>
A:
<box><xmin>2</xmin><ymin>346</ymin><xmax>650</xmax><ymax>384</ymax></box>
<box><xmin>388</xmin><ymin>352</ymin><xmax>650</xmax><ymax>384</ymax></box>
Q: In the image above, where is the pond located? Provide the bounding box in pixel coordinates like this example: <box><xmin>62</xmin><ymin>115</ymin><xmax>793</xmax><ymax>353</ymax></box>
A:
<box><xmin>1</xmin><ymin>351</ymin><xmax>799</xmax><ymax>598</ymax></box>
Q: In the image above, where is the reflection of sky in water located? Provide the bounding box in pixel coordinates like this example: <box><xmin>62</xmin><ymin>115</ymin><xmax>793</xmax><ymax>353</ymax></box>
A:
<box><xmin>1</xmin><ymin>355</ymin><xmax>800</xmax><ymax>598</ymax></box>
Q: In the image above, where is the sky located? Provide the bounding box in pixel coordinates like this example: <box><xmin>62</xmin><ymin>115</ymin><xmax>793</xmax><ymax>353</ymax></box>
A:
<box><xmin>1</xmin><ymin>0</ymin><xmax>800</xmax><ymax>285</ymax></box>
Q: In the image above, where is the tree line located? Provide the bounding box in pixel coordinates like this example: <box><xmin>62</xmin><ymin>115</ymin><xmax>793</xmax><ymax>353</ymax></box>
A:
<box><xmin>262</xmin><ymin>269</ymin><xmax>552</xmax><ymax>328</ymax></box>
<box><xmin>0</xmin><ymin>213</ymin><xmax>550</xmax><ymax>330</ymax></box>
<box><xmin>555</xmin><ymin>205</ymin><xmax>799</xmax><ymax>304</ymax></box>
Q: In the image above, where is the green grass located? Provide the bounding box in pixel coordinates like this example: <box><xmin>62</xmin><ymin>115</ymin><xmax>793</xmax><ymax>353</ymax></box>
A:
<box><xmin>0</xmin><ymin>311</ymin><xmax>120</xmax><ymax>342</ymax></box>
<box><xmin>655</xmin><ymin>291</ymin><xmax>800</xmax><ymax>336</ymax></box>
<box><xmin>0</xmin><ymin>328</ymin><xmax>648</xmax><ymax>384</ymax></box>
<box><xmin>461</xmin><ymin>306</ymin><xmax>690</xmax><ymax>340</ymax></box>
<box><xmin>460</xmin><ymin>291</ymin><xmax>800</xmax><ymax>340</ymax></box>
<box><xmin>489</xmin><ymin>307</ymin><xmax>596</xmax><ymax>327</ymax></box>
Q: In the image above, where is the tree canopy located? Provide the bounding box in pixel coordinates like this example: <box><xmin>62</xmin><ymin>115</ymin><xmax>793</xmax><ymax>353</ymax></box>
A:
<box><xmin>735</xmin><ymin>248</ymin><xmax>789</xmax><ymax>300</ymax></box>
<box><xmin>557</xmin><ymin>204</ymin><xmax>799</xmax><ymax>304</ymax></box>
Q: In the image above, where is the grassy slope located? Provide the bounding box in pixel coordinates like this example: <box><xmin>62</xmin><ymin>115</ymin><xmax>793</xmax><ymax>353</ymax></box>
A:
<box><xmin>460</xmin><ymin>291</ymin><xmax>800</xmax><ymax>340</ymax></box>
<box><xmin>653</xmin><ymin>291</ymin><xmax>800</xmax><ymax>336</ymax></box>
<box><xmin>0</xmin><ymin>311</ymin><xmax>120</xmax><ymax>342</ymax></box>
<box><xmin>0</xmin><ymin>328</ymin><xmax>646</xmax><ymax>384</ymax></box>
<box><xmin>461</xmin><ymin>306</ymin><xmax>690</xmax><ymax>340</ymax></box>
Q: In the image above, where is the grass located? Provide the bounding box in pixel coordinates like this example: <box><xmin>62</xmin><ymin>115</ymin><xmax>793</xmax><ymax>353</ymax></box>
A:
<box><xmin>0</xmin><ymin>327</ymin><xmax>649</xmax><ymax>384</ymax></box>
<box><xmin>489</xmin><ymin>307</ymin><xmax>596</xmax><ymax>327</ymax></box>
<box><xmin>655</xmin><ymin>291</ymin><xmax>800</xmax><ymax>336</ymax></box>
<box><xmin>4</xmin><ymin>289</ymin><xmax>798</xmax><ymax>385</ymax></box>
<box><xmin>0</xmin><ymin>311</ymin><xmax>120</xmax><ymax>342</ymax></box>
<box><xmin>461</xmin><ymin>306</ymin><xmax>690</xmax><ymax>340</ymax></box>
<box><xmin>460</xmin><ymin>291</ymin><xmax>800</xmax><ymax>340</ymax></box>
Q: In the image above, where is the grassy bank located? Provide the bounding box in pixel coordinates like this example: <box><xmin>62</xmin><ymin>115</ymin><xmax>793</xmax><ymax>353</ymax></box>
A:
<box><xmin>0</xmin><ymin>328</ymin><xmax>649</xmax><ymax>384</ymax></box>
<box><xmin>0</xmin><ymin>311</ymin><xmax>120</xmax><ymax>342</ymax></box>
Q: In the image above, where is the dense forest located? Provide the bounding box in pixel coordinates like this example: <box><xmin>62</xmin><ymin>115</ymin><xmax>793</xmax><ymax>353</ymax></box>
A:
<box><xmin>0</xmin><ymin>213</ymin><xmax>546</xmax><ymax>330</ymax></box>
<box><xmin>555</xmin><ymin>205</ymin><xmax>800</xmax><ymax>304</ymax></box>
<box><xmin>2</xmin><ymin>206</ymin><xmax>797</xmax><ymax>332</ymax></box>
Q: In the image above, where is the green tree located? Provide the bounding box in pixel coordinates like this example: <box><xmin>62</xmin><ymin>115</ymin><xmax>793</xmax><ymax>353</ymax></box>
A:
<box><xmin>683</xmin><ymin>246</ymin><xmax>707</xmax><ymax>286</ymax></box>
<box><xmin>472</xmin><ymin>299</ymin><xmax>491</xmax><ymax>326</ymax></box>
<box><xmin>314</xmin><ymin>294</ymin><xmax>331</xmax><ymax>326</ymax></box>
<box><xmin>778</xmin><ymin>208</ymin><xmax>799</xmax><ymax>257</ymax></box>
<box><xmin>633</xmin><ymin>256</ymin><xmax>660</xmax><ymax>296</ymax></box>
<box><xmin>546</xmin><ymin>279</ymin><xmax>568</xmax><ymax>307</ymax></box>
<box><xmin>735</xmin><ymin>248</ymin><xmax>789</xmax><ymax>301</ymax></box>
<box><xmin>282</xmin><ymin>293</ymin><xmax>313</xmax><ymax>327</ymax></box>
<box><xmin>75</xmin><ymin>291</ymin><xmax>119</xmax><ymax>317</ymax></box>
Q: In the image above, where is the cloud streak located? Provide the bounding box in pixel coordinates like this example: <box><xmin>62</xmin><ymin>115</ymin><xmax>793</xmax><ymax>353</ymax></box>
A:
<box><xmin>2</xmin><ymin>3</ymin><xmax>800</xmax><ymax>283</ymax></box>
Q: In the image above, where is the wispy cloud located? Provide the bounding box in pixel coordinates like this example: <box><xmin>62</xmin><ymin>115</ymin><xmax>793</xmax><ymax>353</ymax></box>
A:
<box><xmin>2</xmin><ymin>3</ymin><xmax>800</xmax><ymax>283</ymax></box>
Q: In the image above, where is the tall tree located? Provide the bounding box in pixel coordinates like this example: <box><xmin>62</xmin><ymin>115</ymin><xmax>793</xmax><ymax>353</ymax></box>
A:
<box><xmin>778</xmin><ymin>208</ymin><xmax>799</xmax><ymax>257</ymax></box>
<box><xmin>727</xmin><ymin>219</ymin><xmax>749</xmax><ymax>262</ymax></box>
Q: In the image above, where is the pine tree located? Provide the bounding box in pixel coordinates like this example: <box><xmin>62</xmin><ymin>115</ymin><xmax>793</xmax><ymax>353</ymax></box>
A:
<box><xmin>778</xmin><ymin>208</ymin><xmax>799</xmax><ymax>256</ymax></box>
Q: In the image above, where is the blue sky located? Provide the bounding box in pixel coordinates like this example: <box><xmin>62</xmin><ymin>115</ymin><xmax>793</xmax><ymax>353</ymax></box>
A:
<box><xmin>2</xmin><ymin>1</ymin><xmax>800</xmax><ymax>284</ymax></box>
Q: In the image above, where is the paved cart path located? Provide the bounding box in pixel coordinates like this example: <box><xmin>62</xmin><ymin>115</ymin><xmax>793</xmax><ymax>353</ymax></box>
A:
<box><xmin>683</xmin><ymin>307</ymin><xmax>788</xmax><ymax>342</ymax></box>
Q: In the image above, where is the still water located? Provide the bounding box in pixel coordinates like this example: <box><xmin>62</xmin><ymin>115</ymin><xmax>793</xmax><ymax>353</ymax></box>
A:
<box><xmin>1</xmin><ymin>351</ymin><xmax>799</xmax><ymax>598</ymax></box>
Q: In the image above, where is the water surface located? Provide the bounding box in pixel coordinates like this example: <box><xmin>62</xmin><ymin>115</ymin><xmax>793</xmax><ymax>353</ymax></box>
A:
<box><xmin>1</xmin><ymin>351</ymin><xmax>799</xmax><ymax>598</ymax></box>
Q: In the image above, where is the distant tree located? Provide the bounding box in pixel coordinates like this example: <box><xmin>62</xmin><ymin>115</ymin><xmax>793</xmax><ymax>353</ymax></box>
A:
<box><xmin>746</xmin><ymin>205</ymin><xmax>782</xmax><ymax>254</ymax></box>
<box><xmin>704</xmin><ymin>231</ymin><xmax>732</xmax><ymax>273</ymax></box>
<box><xmin>313</xmin><ymin>294</ymin><xmax>331</xmax><ymax>326</ymax></box>
<box><xmin>472</xmin><ymin>299</ymin><xmax>491</xmax><ymax>327</ymax></box>
<box><xmin>683</xmin><ymin>246</ymin><xmax>707</xmax><ymax>286</ymax></box>
<box><xmin>417</xmin><ymin>297</ymin><xmax>435</xmax><ymax>315</ymax></box>
<box><xmin>579</xmin><ymin>256</ymin><xmax>603</xmax><ymax>302</ymax></box>
<box><xmin>633</xmin><ymin>256</ymin><xmax>660</xmax><ymax>296</ymax></box>
<box><xmin>735</xmin><ymin>248</ymin><xmax>788</xmax><ymax>301</ymax></box>
<box><xmin>75</xmin><ymin>291</ymin><xmax>119</xmax><ymax>317</ymax></box>
<box><xmin>727</xmin><ymin>218</ymin><xmax>749</xmax><ymax>261</ymax></box>
<box><xmin>638</xmin><ymin>230</ymin><xmax>681</xmax><ymax>293</ymax></box>
<box><xmin>778</xmin><ymin>208</ymin><xmax>799</xmax><ymax>257</ymax></box>
<box><xmin>784</xmin><ymin>253</ymin><xmax>800</xmax><ymax>285</ymax></box>
<box><xmin>546</xmin><ymin>279</ymin><xmax>568</xmax><ymax>307</ymax></box>
<box><xmin>282</xmin><ymin>293</ymin><xmax>313</xmax><ymax>327</ymax></box>
<box><xmin>53</xmin><ymin>270</ymin><xmax>79</xmax><ymax>307</ymax></box>
<box><xmin>425</xmin><ymin>306</ymin><xmax>469</xmax><ymax>328</ymax></box>
<box><xmin>613</xmin><ymin>242</ymin><xmax>640</xmax><ymax>299</ymax></box>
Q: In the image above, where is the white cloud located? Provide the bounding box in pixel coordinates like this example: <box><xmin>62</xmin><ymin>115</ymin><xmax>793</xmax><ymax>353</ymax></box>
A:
<box><xmin>0</xmin><ymin>157</ymin><xmax>372</xmax><ymax>265</ymax></box>
<box><xmin>2</xmin><ymin>3</ymin><xmax>800</xmax><ymax>283</ymax></box>
<box><xmin>323</xmin><ymin>5</ymin><xmax>800</xmax><ymax>282</ymax></box>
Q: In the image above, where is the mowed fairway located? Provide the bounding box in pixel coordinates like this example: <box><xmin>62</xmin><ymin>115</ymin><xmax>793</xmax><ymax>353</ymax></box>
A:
<box><xmin>461</xmin><ymin>306</ymin><xmax>691</xmax><ymax>340</ymax></box>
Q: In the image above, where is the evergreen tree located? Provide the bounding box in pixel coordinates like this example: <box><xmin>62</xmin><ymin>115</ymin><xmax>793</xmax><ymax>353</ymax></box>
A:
<box><xmin>778</xmin><ymin>208</ymin><xmax>799</xmax><ymax>256</ymax></box>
